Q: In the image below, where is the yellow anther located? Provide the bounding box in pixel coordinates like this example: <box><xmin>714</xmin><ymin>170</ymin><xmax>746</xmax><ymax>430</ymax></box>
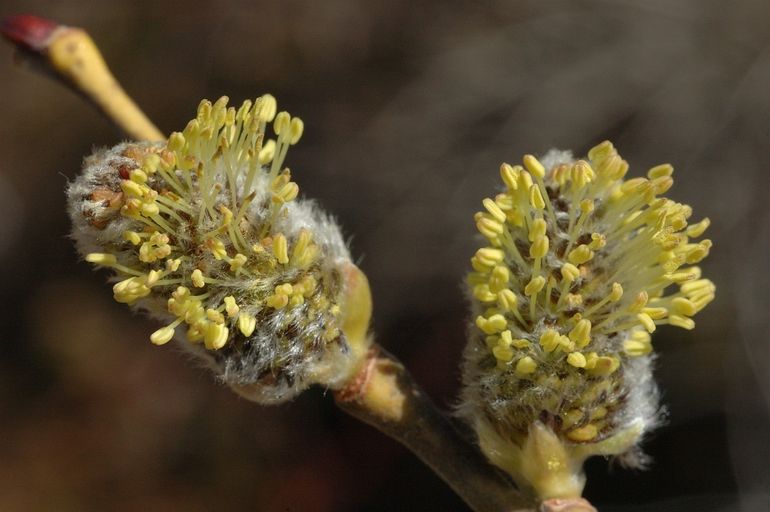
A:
<box><xmin>229</xmin><ymin>253</ymin><xmax>248</xmax><ymax>271</ymax></box>
<box><xmin>168</xmin><ymin>131</ymin><xmax>186</xmax><ymax>152</ymax></box>
<box><xmin>571</xmin><ymin>160</ymin><xmax>595</xmax><ymax>188</ymax></box>
<box><xmin>206</xmin><ymin>309</ymin><xmax>225</xmax><ymax>324</ymax></box>
<box><xmin>266</xmin><ymin>293</ymin><xmax>289</xmax><ymax>309</ymax></box>
<box><xmin>623</xmin><ymin>338</ymin><xmax>652</xmax><ymax>357</ymax></box>
<box><xmin>476</xmin><ymin>314</ymin><xmax>507</xmax><ymax>335</ymax></box>
<box><xmin>680</xmin><ymin>279</ymin><xmax>715</xmax><ymax>295</ymax></box>
<box><xmin>506</xmin><ymin>209</ymin><xmax>525</xmax><ymax>228</ymax></box>
<box><xmin>579</xmin><ymin>199</ymin><xmax>595</xmax><ymax>214</ymax></box>
<box><xmin>238</xmin><ymin>313</ymin><xmax>257</xmax><ymax>337</ymax></box>
<box><xmin>524</xmin><ymin>276</ymin><xmax>546</xmax><ymax>296</ymax></box>
<box><xmin>218</xmin><ymin>205</ymin><xmax>233</xmax><ymax>226</ymax></box>
<box><xmin>272</xmin><ymin>181</ymin><xmax>299</xmax><ymax>203</ymax></box>
<box><xmin>567</xmin><ymin>245</ymin><xmax>594</xmax><ymax>265</ymax></box>
<box><xmin>258</xmin><ymin>94</ymin><xmax>278</xmax><ymax>122</ymax></box>
<box><xmin>276</xmin><ymin>283</ymin><xmax>293</xmax><ymax>296</ymax></box>
<box><xmin>499</xmin><ymin>163</ymin><xmax>519</xmax><ymax>190</ymax></box>
<box><xmin>291</xmin><ymin>228</ymin><xmax>311</xmax><ymax>260</ymax></box>
<box><xmin>586</xmin><ymin>356</ymin><xmax>620</xmax><ymax>376</ymax></box>
<box><xmin>287</xmin><ymin>116</ymin><xmax>305</xmax><ymax>144</ymax></box>
<box><xmin>637</xmin><ymin>313</ymin><xmax>656</xmax><ymax>333</ymax></box>
<box><xmin>204</xmin><ymin>323</ymin><xmax>228</xmax><ymax>350</ymax></box>
<box><xmin>530</xmin><ymin>235</ymin><xmax>549</xmax><ymax>259</ymax></box>
<box><xmin>142</xmin><ymin>153</ymin><xmax>161</xmax><ymax>175</ymax></box>
<box><xmin>558</xmin><ymin>335</ymin><xmax>575</xmax><ymax>352</ymax></box>
<box><xmin>489</xmin><ymin>266</ymin><xmax>510</xmax><ymax>292</ymax></box>
<box><xmin>129</xmin><ymin>169</ymin><xmax>148</xmax><ymax>184</ymax></box>
<box><xmin>669</xmin><ymin>314</ymin><xmax>695</xmax><ymax>330</ymax></box>
<box><xmin>620</xmin><ymin>177</ymin><xmax>648</xmax><ymax>194</ymax></box>
<box><xmin>631</xmin><ymin>329</ymin><xmax>651</xmax><ymax>343</ymax></box>
<box><xmin>273</xmin><ymin>233</ymin><xmax>289</xmax><ymax>264</ymax></box>
<box><xmin>587</xmin><ymin>140</ymin><xmax>614</xmax><ymax>161</ymax></box>
<box><xmin>172</xmin><ymin>286</ymin><xmax>190</xmax><ymax>300</ymax></box>
<box><xmin>473</xmin><ymin>284</ymin><xmax>497</xmax><ymax>303</ymax></box>
<box><xmin>529</xmin><ymin>217</ymin><xmax>547</xmax><ymax>242</ymax></box>
<box><xmin>522</xmin><ymin>154</ymin><xmax>545</xmax><ymax>179</ymax></box>
<box><xmin>567</xmin><ymin>352</ymin><xmax>587</xmax><ymax>368</ymax></box>
<box><xmin>288</xmin><ymin>293</ymin><xmax>304</xmax><ymax>307</ymax></box>
<box><xmin>258</xmin><ymin>139</ymin><xmax>276</xmax><ymax>164</ymax></box>
<box><xmin>471</xmin><ymin>256</ymin><xmax>491</xmax><ymax>273</ymax></box>
<box><xmin>139</xmin><ymin>232</ymin><xmax>171</xmax><ymax>263</ymax></box>
<box><xmin>207</xmin><ymin>238</ymin><xmax>227</xmax><ymax>260</ymax></box>
<box><xmin>529</xmin><ymin>184</ymin><xmax>546</xmax><ymax>210</ymax></box>
<box><xmin>686</xmin><ymin>218</ymin><xmax>710</xmax><ymax>238</ymax></box>
<box><xmin>476</xmin><ymin>215</ymin><xmax>504</xmax><ymax>239</ymax></box>
<box><xmin>123</xmin><ymin>231</ymin><xmax>142</xmax><ymax>245</ymax></box>
<box><xmin>539</xmin><ymin>329</ymin><xmax>560</xmax><ymax>352</ymax></box>
<box><xmin>120</xmin><ymin>179</ymin><xmax>145</xmax><ymax>197</ymax></box>
<box><xmin>691</xmin><ymin>292</ymin><xmax>715</xmax><ymax>312</ymax></box>
<box><xmin>515</xmin><ymin>356</ymin><xmax>537</xmax><ymax>375</ymax></box>
<box><xmin>85</xmin><ymin>253</ymin><xmax>117</xmax><ymax>266</ymax></box>
<box><xmin>112</xmin><ymin>276</ymin><xmax>151</xmax><ymax>304</ymax></box>
<box><xmin>236</xmin><ymin>99</ymin><xmax>253</xmax><ymax>122</ymax></box>
<box><xmin>224</xmin><ymin>296</ymin><xmax>239</xmax><ymax>318</ymax></box>
<box><xmin>642</xmin><ymin>307</ymin><xmax>668</xmax><ymax>319</ymax></box>
<box><xmin>629</xmin><ymin>291</ymin><xmax>649</xmax><ymax>312</ymax></box>
<box><xmin>166</xmin><ymin>258</ymin><xmax>181</xmax><ymax>272</ymax></box>
<box><xmin>225</xmin><ymin>106</ymin><xmax>236</xmax><ymax>126</ymax></box>
<box><xmin>609</xmin><ymin>282</ymin><xmax>623</xmax><ymax>301</ymax></box>
<box><xmin>567</xmin><ymin>424</ymin><xmax>598</xmax><ymax>442</ymax></box>
<box><xmin>517</xmin><ymin>169</ymin><xmax>533</xmax><ymax>190</ymax></box>
<box><xmin>494</xmin><ymin>193</ymin><xmax>513</xmax><ymax>211</ymax></box>
<box><xmin>492</xmin><ymin>344</ymin><xmax>514</xmax><ymax>363</ymax></box>
<box><xmin>650</xmin><ymin>176</ymin><xmax>674</xmax><ymax>196</ymax></box>
<box><xmin>150</xmin><ymin>326</ymin><xmax>175</xmax><ymax>346</ymax></box>
<box><xmin>141</xmin><ymin>200</ymin><xmax>160</xmax><ymax>217</ymax></box>
<box><xmin>552</xmin><ymin>164</ymin><xmax>570</xmax><ymax>185</ymax></box>
<box><xmin>561</xmin><ymin>263</ymin><xmax>580</xmax><ymax>283</ymax></box>
<box><xmin>294</xmin><ymin>276</ymin><xmax>316</xmax><ymax>297</ymax></box>
<box><xmin>647</xmin><ymin>163</ymin><xmax>674</xmax><ymax>179</ymax></box>
<box><xmin>565</xmin><ymin>293</ymin><xmax>583</xmax><ymax>307</ymax></box>
<box><xmin>273</xmin><ymin>111</ymin><xmax>290</xmax><ymax>136</ymax></box>
<box><xmin>588</xmin><ymin>232</ymin><xmax>606</xmax><ymax>250</ymax></box>
<box><xmin>686</xmin><ymin>239</ymin><xmax>712</xmax><ymax>264</ymax></box>
<box><xmin>512</xmin><ymin>338</ymin><xmax>531</xmax><ymax>349</ymax></box>
<box><xmin>486</xmin><ymin>314</ymin><xmax>508</xmax><ymax>332</ymax></box>
<box><xmin>475</xmin><ymin>247</ymin><xmax>505</xmax><ymax>267</ymax></box>
<box><xmin>569</xmin><ymin>319</ymin><xmax>592</xmax><ymax>348</ymax></box>
<box><xmin>146</xmin><ymin>270</ymin><xmax>161</xmax><ymax>286</ymax></box>
<box><xmin>191</xmin><ymin>269</ymin><xmax>205</xmax><ymax>288</ymax></box>
<box><xmin>497</xmin><ymin>289</ymin><xmax>518</xmax><ymax>312</ymax></box>
<box><xmin>483</xmin><ymin>198</ymin><xmax>506</xmax><ymax>224</ymax></box>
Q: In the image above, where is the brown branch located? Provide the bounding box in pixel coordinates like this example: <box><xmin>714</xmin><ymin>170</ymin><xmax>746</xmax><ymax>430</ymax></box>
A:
<box><xmin>335</xmin><ymin>344</ymin><xmax>537</xmax><ymax>512</ymax></box>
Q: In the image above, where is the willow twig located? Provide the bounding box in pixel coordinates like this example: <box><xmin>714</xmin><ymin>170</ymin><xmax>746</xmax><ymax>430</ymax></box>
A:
<box><xmin>1</xmin><ymin>14</ymin><xmax>164</xmax><ymax>141</ymax></box>
<box><xmin>335</xmin><ymin>345</ymin><xmax>537</xmax><ymax>512</ymax></box>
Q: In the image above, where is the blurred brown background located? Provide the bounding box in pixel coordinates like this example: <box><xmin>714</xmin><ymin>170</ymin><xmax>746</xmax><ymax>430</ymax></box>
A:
<box><xmin>1</xmin><ymin>1</ymin><xmax>768</xmax><ymax>510</ymax></box>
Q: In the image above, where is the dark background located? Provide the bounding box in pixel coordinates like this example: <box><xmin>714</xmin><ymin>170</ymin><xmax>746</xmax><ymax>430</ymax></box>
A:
<box><xmin>1</xmin><ymin>1</ymin><xmax>768</xmax><ymax>510</ymax></box>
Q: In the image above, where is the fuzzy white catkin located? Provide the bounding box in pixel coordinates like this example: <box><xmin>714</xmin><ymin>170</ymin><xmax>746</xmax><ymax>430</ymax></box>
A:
<box><xmin>68</xmin><ymin>96</ymin><xmax>369</xmax><ymax>403</ymax></box>
<box><xmin>458</xmin><ymin>143</ymin><xmax>714</xmax><ymax>499</ymax></box>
